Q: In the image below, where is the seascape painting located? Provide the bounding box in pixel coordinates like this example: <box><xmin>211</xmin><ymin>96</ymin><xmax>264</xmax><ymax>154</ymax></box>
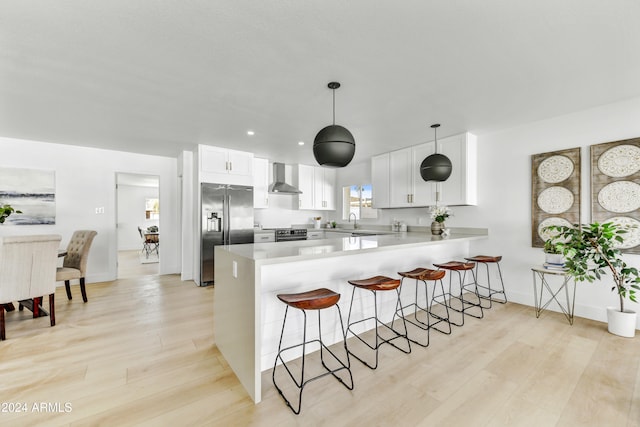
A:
<box><xmin>0</xmin><ymin>167</ymin><xmax>55</xmax><ymax>225</ymax></box>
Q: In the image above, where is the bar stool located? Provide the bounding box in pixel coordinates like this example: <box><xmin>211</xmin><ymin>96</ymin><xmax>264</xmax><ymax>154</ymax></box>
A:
<box><xmin>397</xmin><ymin>268</ymin><xmax>452</xmax><ymax>347</ymax></box>
<box><xmin>464</xmin><ymin>255</ymin><xmax>507</xmax><ymax>308</ymax></box>
<box><xmin>432</xmin><ymin>261</ymin><xmax>483</xmax><ymax>326</ymax></box>
<box><xmin>272</xmin><ymin>288</ymin><xmax>354</xmax><ymax>415</ymax></box>
<box><xmin>345</xmin><ymin>275</ymin><xmax>411</xmax><ymax>369</ymax></box>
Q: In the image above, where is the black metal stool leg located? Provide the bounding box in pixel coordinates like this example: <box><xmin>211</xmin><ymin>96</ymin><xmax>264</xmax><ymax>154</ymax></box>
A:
<box><xmin>429</xmin><ymin>279</ymin><xmax>452</xmax><ymax>335</ymax></box>
<box><xmin>273</xmin><ymin>293</ymin><xmax>353</xmax><ymax>415</ymax></box>
<box><xmin>346</xmin><ymin>286</ymin><xmax>411</xmax><ymax>370</ymax></box>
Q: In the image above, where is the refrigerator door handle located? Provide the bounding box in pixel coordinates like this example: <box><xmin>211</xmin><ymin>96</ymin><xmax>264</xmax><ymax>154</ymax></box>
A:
<box><xmin>224</xmin><ymin>194</ymin><xmax>231</xmax><ymax>245</ymax></box>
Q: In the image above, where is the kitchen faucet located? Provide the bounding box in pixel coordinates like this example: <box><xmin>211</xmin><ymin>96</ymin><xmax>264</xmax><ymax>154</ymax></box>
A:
<box><xmin>349</xmin><ymin>212</ymin><xmax>358</xmax><ymax>229</ymax></box>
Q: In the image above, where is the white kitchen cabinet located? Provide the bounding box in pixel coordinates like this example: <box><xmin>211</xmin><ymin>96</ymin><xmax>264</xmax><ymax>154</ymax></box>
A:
<box><xmin>388</xmin><ymin>143</ymin><xmax>435</xmax><ymax>207</ymax></box>
<box><xmin>371</xmin><ymin>153</ymin><xmax>390</xmax><ymax>208</ymax></box>
<box><xmin>294</xmin><ymin>164</ymin><xmax>315</xmax><ymax>209</ymax></box>
<box><xmin>294</xmin><ymin>164</ymin><xmax>336</xmax><ymax>210</ymax></box>
<box><xmin>438</xmin><ymin>132</ymin><xmax>477</xmax><ymax>206</ymax></box>
<box><xmin>306</xmin><ymin>230</ymin><xmax>325</xmax><ymax>240</ymax></box>
<box><xmin>314</xmin><ymin>167</ymin><xmax>336</xmax><ymax>210</ymax></box>
<box><xmin>371</xmin><ymin>133</ymin><xmax>476</xmax><ymax>208</ymax></box>
<box><xmin>254</xmin><ymin>230</ymin><xmax>275</xmax><ymax>242</ymax></box>
<box><xmin>199</xmin><ymin>145</ymin><xmax>253</xmax><ymax>185</ymax></box>
<box><xmin>389</xmin><ymin>148</ymin><xmax>412</xmax><ymax>207</ymax></box>
<box><xmin>253</xmin><ymin>158</ymin><xmax>269</xmax><ymax>209</ymax></box>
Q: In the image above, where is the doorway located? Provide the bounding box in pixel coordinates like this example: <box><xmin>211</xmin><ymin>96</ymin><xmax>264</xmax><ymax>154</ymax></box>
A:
<box><xmin>116</xmin><ymin>173</ymin><xmax>160</xmax><ymax>278</ymax></box>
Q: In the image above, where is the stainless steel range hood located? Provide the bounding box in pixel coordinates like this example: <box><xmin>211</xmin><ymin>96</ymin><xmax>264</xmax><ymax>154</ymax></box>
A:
<box><xmin>268</xmin><ymin>162</ymin><xmax>302</xmax><ymax>194</ymax></box>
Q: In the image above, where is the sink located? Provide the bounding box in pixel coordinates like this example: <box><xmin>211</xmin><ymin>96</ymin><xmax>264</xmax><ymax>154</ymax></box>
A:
<box><xmin>326</xmin><ymin>228</ymin><xmax>392</xmax><ymax>237</ymax></box>
<box><xmin>350</xmin><ymin>231</ymin><xmax>391</xmax><ymax>237</ymax></box>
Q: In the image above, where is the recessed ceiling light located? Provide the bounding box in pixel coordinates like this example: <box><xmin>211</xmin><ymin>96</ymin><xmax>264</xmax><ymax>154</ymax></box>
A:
<box><xmin>247</xmin><ymin>130</ymin><xmax>255</xmax><ymax>136</ymax></box>
<box><xmin>298</xmin><ymin>141</ymin><xmax>305</xmax><ymax>146</ymax></box>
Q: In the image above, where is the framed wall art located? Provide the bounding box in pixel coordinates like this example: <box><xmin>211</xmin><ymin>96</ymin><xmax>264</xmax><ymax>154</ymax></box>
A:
<box><xmin>0</xmin><ymin>167</ymin><xmax>56</xmax><ymax>225</ymax></box>
<box><xmin>591</xmin><ymin>137</ymin><xmax>640</xmax><ymax>254</ymax></box>
<box><xmin>531</xmin><ymin>147</ymin><xmax>581</xmax><ymax>248</ymax></box>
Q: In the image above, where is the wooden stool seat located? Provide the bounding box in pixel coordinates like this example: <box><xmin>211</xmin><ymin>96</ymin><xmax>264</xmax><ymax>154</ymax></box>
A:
<box><xmin>347</xmin><ymin>275</ymin><xmax>401</xmax><ymax>291</ymax></box>
<box><xmin>277</xmin><ymin>288</ymin><xmax>340</xmax><ymax>310</ymax></box>
<box><xmin>465</xmin><ymin>255</ymin><xmax>502</xmax><ymax>263</ymax></box>
<box><xmin>433</xmin><ymin>261</ymin><xmax>475</xmax><ymax>271</ymax></box>
<box><xmin>398</xmin><ymin>268</ymin><xmax>445</xmax><ymax>281</ymax></box>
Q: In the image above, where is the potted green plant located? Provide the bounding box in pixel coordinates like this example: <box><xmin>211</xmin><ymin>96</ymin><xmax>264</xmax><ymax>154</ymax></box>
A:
<box><xmin>546</xmin><ymin>222</ymin><xmax>640</xmax><ymax>337</ymax></box>
<box><xmin>543</xmin><ymin>238</ymin><xmax>564</xmax><ymax>265</ymax></box>
<box><xmin>0</xmin><ymin>204</ymin><xmax>22</xmax><ymax>224</ymax></box>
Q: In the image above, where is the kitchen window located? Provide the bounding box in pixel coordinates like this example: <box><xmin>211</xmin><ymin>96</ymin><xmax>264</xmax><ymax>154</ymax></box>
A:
<box><xmin>342</xmin><ymin>184</ymin><xmax>377</xmax><ymax>220</ymax></box>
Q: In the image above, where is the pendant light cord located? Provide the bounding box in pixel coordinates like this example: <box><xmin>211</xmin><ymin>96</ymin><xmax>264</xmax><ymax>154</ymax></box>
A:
<box><xmin>332</xmin><ymin>88</ymin><xmax>336</xmax><ymax>125</ymax></box>
<box><xmin>434</xmin><ymin>126</ymin><xmax>438</xmax><ymax>154</ymax></box>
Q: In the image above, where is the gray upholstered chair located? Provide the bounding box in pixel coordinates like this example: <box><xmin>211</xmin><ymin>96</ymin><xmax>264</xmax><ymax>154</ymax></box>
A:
<box><xmin>56</xmin><ymin>230</ymin><xmax>97</xmax><ymax>303</ymax></box>
<box><xmin>0</xmin><ymin>234</ymin><xmax>61</xmax><ymax>340</ymax></box>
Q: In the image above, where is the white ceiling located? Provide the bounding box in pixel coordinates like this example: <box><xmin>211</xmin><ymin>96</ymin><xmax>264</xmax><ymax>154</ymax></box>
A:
<box><xmin>2</xmin><ymin>1</ymin><xmax>640</xmax><ymax>165</ymax></box>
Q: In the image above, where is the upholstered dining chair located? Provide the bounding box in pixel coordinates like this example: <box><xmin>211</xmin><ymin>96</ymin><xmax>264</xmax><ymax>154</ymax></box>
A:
<box><xmin>0</xmin><ymin>234</ymin><xmax>61</xmax><ymax>341</ymax></box>
<box><xmin>56</xmin><ymin>230</ymin><xmax>97</xmax><ymax>303</ymax></box>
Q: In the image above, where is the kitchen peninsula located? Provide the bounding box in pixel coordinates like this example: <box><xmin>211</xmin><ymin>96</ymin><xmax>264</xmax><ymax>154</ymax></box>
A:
<box><xmin>213</xmin><ymin>229</ymin><xmax>487</xmax><ymax>403</ymax></box>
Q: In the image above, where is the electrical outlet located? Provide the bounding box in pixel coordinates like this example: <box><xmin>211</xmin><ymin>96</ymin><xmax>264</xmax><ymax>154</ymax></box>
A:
<box><xmin>95</xmin><ymin>207</ymin><xmax>105</xmax><ymax>214</ymax></box>
<box><xmin>232</xmin><ymin>261</ymin><xmax>238</xmax><ymax>278</ymax></box>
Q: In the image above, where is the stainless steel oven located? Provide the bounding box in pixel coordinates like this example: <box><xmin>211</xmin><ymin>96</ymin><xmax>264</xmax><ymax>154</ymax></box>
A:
<box><xmin>274</xmin><ymin>228</ymin><xmax>307</xmax><ymax>242</ymax></box>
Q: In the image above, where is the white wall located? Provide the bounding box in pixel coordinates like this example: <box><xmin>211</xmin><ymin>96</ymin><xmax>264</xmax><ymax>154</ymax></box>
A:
<box><xmin>335</xmin><ymin>96</ymin><xmax>640</xmax><ymax>327</ymax></box>
<box><xmin>0</xmin><ymin>136</ymin><xmax>180</xmax><ymax>282</ymax></box>
<box><xmin>116</xmin><ymin>184</ymin><xmax>159</xmax><ymax>250</ymax></box>
<box><xmin>463</xmin><ymin>96</ymin><xmax>640</xmax><ymax>326</ymax></box>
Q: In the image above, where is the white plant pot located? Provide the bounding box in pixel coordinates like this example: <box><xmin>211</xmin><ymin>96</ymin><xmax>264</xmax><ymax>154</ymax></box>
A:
<box><xmin>606</xmin><ymin>307</ymin><xmax>637</xmax><ymax>338</ymax></box>
<box><xmin>545</xmin><ymin>253</ymin><xmax>564</xmax><ymax>265</ymax></box>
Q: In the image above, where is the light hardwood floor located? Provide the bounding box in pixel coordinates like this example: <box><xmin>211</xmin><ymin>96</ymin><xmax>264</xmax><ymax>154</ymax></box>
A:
<box><xmin>1</xmin><ymin>274</ymin><xmax>639</xmax><ymax>426</ymax></box>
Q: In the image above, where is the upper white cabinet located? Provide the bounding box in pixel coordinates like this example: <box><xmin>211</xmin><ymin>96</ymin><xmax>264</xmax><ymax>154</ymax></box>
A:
<box><xmin>438</xmin><ymin>133</ymin><xmax>477</xmax><ymax>206</ymax></box>
<box><xmin>294</xmin><ymin>164</ymin><xmax>336</xmax><ymax>210</ymax></box>
<box><xmin>253</xmin><ymin>158</ymin><xmax>269</xmax><ymax>209</ymax></box>
<box><xmin>371</xmin><ymin>132</ymin><xmax>477</xmax><ymax>207</ymax></box>
<box><xmin>371</xmin><ymin>153</ymin><xmax>390</xmax><ymax>208</ymax></box>
<box><xmin>314</xmin><ymin>167</ymin><xmax>336</xmax><ymax>210</ymax></box>
<box><xmin>199</xmin><ymin>145</ymin><xmax>253</xmax><ymax>185</ymax></box>
<box><xmin>388</xmin><ymin>143</ymin><xmax>436</xmax><ymax>207</ymax></box>
<box><xmin>295</xmin><ymin>164</ymin><xmax>315</xmax><ymax>210</ymax></box>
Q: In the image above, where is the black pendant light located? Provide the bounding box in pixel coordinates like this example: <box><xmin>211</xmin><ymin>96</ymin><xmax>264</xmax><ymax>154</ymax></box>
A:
<box><xmin>313</xmin><ymin>82</ymin><xmax>355</xmax><ymax>167</ymax></box>
<box><xmin>420</xmin><ymin>123</ymin><xmax>452</xmax><ymax>182</ymax></box>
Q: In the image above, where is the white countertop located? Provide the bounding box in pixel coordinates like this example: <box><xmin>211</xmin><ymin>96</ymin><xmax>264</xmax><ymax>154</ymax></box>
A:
<box><xmin>217</xmin><ymin>230</ymin><xmax>488</xmax><ymax>264</ymax></box>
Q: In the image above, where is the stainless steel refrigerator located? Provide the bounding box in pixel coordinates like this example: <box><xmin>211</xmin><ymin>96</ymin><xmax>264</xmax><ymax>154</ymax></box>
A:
<box><xmin>201</xmin><ymin>183</ymin><xmax>254</xmax><ymax>286</ymax></box>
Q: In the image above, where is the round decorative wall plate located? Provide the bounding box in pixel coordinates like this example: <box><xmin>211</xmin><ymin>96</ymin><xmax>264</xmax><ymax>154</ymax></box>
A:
<box><xmin>537</xmin><ymin>155</ymin><xmax>574</xmax><ymax>183</ymax></box>
<box><xmin>538</xmin><ymin>217</ymin><xmax>573</xmax><ymax>242</ymax></box>
<box><xmin>598</xmin><ymin>181</ymin><xmax>640</xmax><ymax>213</ymax></box>
<box><xmin>609</xmin><ymin>216</ymin><xmax>640</xmax><ymax>249</ymax></box>
<box><xmin>598</xmin><ymin>144</ymin><xmax>640</xmax><ymax>178</ymax></box>
<box><xmin>537</xmin><ymin>186</ymin><xmax>574</xmax><ymax>214</ymax></box>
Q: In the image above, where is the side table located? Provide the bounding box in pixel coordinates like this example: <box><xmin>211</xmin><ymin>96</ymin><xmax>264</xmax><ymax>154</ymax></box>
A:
<box><xmin>531</xmin><ymin>266</ymin><xmax>576</xmax><ymax>325</ymax></box>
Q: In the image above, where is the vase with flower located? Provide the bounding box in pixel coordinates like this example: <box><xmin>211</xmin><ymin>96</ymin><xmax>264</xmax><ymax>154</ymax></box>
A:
<box><xmin>429</xmin><ymin>205</ymin><xmax>450</xmax><ymax>235</ymax></box>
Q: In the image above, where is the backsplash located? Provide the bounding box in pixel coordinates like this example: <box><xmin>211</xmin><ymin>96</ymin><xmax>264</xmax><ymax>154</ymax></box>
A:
<box><xmin>254</xmin><ymin>193</ymin><xmax>326</xmax><ymax>229</ymax></box>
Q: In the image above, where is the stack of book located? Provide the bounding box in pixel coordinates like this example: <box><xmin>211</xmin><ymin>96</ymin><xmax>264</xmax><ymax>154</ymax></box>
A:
<box><xmin>543</xmin><ymin>261</ymin><xmax>566</xmax><ymax>271</ymax></box>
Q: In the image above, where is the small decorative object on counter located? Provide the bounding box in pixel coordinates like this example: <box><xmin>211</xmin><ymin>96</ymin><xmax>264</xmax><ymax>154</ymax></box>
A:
<box><xmin>331</xmin><ymin>221</ymin><xmax>337</xmax><ymax>229</ymax></box>
<box><xmin>429</xmin><ymin>205</ymin><xmax>451</xmax><ymax>235</ymax></box>
<box><xmin>431</xmin><ymin>221</ymin><xmax>444</xmax><ymax>235</ymax></box>
<box><xmin>313</xmin><ymin>216</ymin><xmax>322</xmax><ymax>229</ymax></box>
